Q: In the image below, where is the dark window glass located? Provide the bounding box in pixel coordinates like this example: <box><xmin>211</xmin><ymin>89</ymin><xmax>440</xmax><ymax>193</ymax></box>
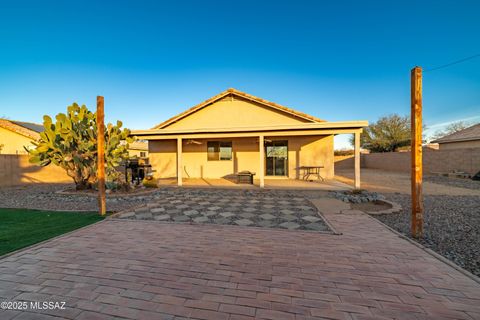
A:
<box><xmin>207</xmin><ymin>141</ymin><xmax>232</xmax><ymax>161</ymax></box>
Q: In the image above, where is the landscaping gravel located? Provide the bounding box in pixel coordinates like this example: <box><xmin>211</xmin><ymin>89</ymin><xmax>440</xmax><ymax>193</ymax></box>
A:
<box><xmin>376</xmin><ymin>193</ymin><xmax>480</xmax><ymax>277</ymax></box>
<box><xmin>0</xmin><ymin>184</ymin><xmax>152</xmax><ymax>212</ymax></box>
<box><xmin>424</xmin><ymin>175</ymin><xmax>480</xmax><ymax>190</ymax></box>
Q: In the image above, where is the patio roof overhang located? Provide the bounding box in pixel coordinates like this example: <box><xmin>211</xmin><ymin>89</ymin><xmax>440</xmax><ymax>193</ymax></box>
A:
<box><xmin>131</xmin><ymin>120</ymin><xmax>368</xmax><ymax>140</ymax></box>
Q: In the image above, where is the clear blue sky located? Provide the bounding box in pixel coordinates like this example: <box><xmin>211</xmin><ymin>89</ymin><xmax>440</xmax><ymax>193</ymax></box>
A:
<box><xmin>1</xmin><ymin>0</ymin><xmax>479</xmax><ymax>148</ymax></box>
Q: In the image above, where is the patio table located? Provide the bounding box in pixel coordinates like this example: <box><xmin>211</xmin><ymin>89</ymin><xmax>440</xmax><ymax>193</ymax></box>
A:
<box><xmin>298</xmin><ymin>166</ymin><xmax>324</xmax><ymax>181</ymax></box>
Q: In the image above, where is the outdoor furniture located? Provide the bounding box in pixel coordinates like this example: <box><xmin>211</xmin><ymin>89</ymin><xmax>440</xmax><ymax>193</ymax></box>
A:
<box><xmin>298</xmin><ymin>166</ymin><xmax>324</xmax><ymax>181</ymax></box>
<box><xmin>125</xmin><ymin>158</ymin><xmax>153</xmax><ymax>184</ymax></box>
<box><xmin>236</xmin><ymin>171</ymin><xmax>256</xmax><ymax>184</ymax></box>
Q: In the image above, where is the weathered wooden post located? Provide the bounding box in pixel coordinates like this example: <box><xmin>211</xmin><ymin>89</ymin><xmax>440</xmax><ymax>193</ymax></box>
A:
<box><xmin>97</xmin><ymin>96</ymin><xmax>106</xmax><ymax>215</ymax></box>
<box><xmin>411</xmin><ymin>67</ymin><xmax>423</xmax><ymax>238</ymax></box>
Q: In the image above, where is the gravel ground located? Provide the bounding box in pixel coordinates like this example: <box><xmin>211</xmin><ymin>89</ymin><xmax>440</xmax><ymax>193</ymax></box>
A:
<box><xmin>424</xmin><ymin>175</ymin><xmax>480</xmax><ymax>190</ymax></box>
<box><xmin>376</xmin><ymin>192</ymin><xmax>480</xmax><ymax>277</ymax></box>
<box><xmin>0</xmin><ymin>184</ymin><xmax>152</xmax><ymax>212</ymax></box>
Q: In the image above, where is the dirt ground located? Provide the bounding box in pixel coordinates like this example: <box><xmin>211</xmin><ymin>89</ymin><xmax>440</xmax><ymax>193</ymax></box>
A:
<box><xmin>335</xmin><ymin>168</ymin><xmax>480</xmax><ymax>196</ymax></box>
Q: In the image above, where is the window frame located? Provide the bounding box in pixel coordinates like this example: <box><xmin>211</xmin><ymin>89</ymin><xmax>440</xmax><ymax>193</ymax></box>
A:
<box><xmin>207</xmin><ymin>141</ymin><xmax>232</xmax><ymax>161</ymax></box>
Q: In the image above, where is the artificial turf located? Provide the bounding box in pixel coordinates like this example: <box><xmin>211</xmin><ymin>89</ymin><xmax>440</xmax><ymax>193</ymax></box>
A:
<box><xmin>0</xmin><ymin>208</ymin><xmax>104</xmax><ymax>256</ymax></box>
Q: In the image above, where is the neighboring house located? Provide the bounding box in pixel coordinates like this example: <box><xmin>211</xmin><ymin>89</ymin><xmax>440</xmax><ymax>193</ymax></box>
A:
<box><xmin>431</xmin><ymin>123</ymin><xmax>480</xmax><ymax>150</ymax></box>
<box><xmin>0</xmin><ymin>119</ymin><xmax>42</xmax><ymax>154</ymax></box>
<box><xmin>128</xmin><ymin>140</ymin><xmax>148</xmax><ymax>158</ymax></box>
<box><xmin>133</xmin><ymin>88</ymin><xmax>367</xmax><ymax>188</ymax></box>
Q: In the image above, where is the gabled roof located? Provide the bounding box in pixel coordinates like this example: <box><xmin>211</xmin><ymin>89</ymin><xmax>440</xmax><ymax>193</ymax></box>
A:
<box><xmin>11</xmin><ymin>121</ymin><xmax>44</xmax><ymax>133</ymax></box>
<box><xmin>152</xmin><ymin>88</ymin><xmax>325</xmax><ymax>129</ymax></box>
<box><xmin>0</xmin><ymin>119</ymin><xmax>42</xmax><ymax>140</ymax></box>
<box><xmin>432</xmin><ymin>123</ymin><xmax>480</xmax><ymax>144</ymax></box>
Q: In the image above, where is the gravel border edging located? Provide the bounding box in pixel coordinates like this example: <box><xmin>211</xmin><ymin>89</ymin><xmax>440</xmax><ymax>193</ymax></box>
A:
<box><xmin>365</xmin><ymin>199</ymin><xmax>402</xmax><ymax>215</ymax></box>
<box><xmin>0</xmin><ymin>219</ymin><xmax>106</xmax><ymax>261</ymax></box>
<box><xmin>366</xmin><ymin>214</ymin><xmax>480</xmax><ymax>285</ymax></box>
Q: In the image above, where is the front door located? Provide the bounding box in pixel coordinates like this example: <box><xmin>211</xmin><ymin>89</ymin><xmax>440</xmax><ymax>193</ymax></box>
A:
<box><xmin>265</xmin><ymin>140</ymin><xmax>288</xmax><ymax>176</ymax></box>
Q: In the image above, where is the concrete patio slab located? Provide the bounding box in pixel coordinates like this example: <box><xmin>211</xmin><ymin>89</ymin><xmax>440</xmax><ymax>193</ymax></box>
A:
<box><xmin>0</xmin><ymin>207</ymin><xmax>479</xmax><ymax>319</ymax></box>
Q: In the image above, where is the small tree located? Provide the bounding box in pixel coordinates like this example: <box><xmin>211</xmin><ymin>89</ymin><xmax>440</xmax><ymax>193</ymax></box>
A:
<box><xmin>351</xmin><ymin>114</ymin><xmax>411</xmax><ymax>152</ymax></box>
<box><xmin>28</xmin><ymin>103</ymin><xmax>134</xmax><ymax>190</ymax></box>
<box><xmin>430</xmin><ymin>121</ymin><xmax>473</xmax><ymax>141</ymax></box>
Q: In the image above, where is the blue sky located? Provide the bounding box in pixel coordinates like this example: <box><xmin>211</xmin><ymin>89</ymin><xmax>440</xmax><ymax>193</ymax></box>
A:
<box><xmin>0</xmin><ymin>0</ymin><xmax>479</xmax><ymax>148</ymax></box>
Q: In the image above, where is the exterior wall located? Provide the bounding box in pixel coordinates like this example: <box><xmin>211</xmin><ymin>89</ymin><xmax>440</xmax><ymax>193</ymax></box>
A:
<box><xmin>337</xmin><ymin>148</ymin><xmax>480</xmax><ymax>175</ymax></box>
<box><xmin>149</xmin><ymin>135</ymin><xmax>334</xmax><ymax>180</ymax></box>
<box><xmin>438</xmin><ymin>140</ymin><xmax>480</xmax><ymax>150</ymax></box>
<box><xmin>0</xmin><ymin>155</ymin><xmax>71</xmax><ymax>187</ymax></box>
<box><xmin>128</xmin><ymin>149</ymin><xmax>148</xmax><ymax>158</ymax></box>
<box><xmin>164</xmin><ymin>97</ymin><xmax>310</xmax><ymax>130</ymax></box>
<box><xmin>0</xmin><ymin>127</ymin><xmax>36</xmax><ymax>155</ymax></box>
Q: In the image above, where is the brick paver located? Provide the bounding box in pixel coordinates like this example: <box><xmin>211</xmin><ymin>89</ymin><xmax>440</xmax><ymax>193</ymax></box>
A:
<box><xmin>0</xmin><ymin>209</ymin><xmax>479</xmax><ymax>319</ymax></box>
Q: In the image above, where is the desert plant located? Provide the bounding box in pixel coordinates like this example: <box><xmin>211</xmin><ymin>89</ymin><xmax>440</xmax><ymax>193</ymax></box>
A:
<box><xmin>142</xmin><ymin>177</ymin><xmax>158</xmax><ymax>188</ymax></box>
<box><xmin>28</xmin><ymin>103</ymin><xmax>134</xmax><ymax>190</ymax></box>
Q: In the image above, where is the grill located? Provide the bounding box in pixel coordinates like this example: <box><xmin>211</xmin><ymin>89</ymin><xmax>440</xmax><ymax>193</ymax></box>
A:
<box><xmin>125</xmin><ymin>158</ymin><xmax>152</xmax><ymax>184</ymax></box>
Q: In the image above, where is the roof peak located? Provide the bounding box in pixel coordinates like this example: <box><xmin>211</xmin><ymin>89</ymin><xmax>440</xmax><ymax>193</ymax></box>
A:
<box><xmin>152</xmin><ymin>88</ymin><xmax>325</xmax><ymax>129</ymax></box>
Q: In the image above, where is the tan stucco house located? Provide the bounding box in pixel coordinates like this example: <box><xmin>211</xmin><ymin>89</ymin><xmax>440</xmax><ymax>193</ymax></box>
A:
<box><xmin>431</xmin><ymin>123</ymin><xmax>480</xmax><ymax>150</ymax></box>
<box><xmin>133</xmin><ymin>88</ymin><xmax>367</xmax><ymax>188</ymax></box>
<box><xmin>0</xmin><ymin>119</ymin><xmax>42</xmax><ymax>154</ymax></box>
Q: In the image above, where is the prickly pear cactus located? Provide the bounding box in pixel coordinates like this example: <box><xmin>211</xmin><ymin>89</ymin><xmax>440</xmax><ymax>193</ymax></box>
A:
<box><xmin>28</xmin><ymin>103</ymin><xmax>134</xmax><ymax>190</ymax></box>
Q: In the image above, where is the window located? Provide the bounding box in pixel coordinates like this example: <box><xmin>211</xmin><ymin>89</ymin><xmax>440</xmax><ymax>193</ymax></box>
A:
<box><xmin>140</xmin><ymin>152</ymin><xmax>146</xmax><ymax>158</ymax></box>
<box><xmin>207</xmin><ymin>141</ymin><xmax>232</xmax><ymax>161</ymax></box>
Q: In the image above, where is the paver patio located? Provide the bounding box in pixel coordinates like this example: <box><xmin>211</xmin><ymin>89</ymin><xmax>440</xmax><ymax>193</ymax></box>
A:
<box><xmin>115</xmin><ymin>189</ymin><xmax>331</xmax><ymax>232</ymax></box>
<box><xmin>1</xmin><ymin>200</ymin><xmax>479</xmax><ymax>320</ymax></box>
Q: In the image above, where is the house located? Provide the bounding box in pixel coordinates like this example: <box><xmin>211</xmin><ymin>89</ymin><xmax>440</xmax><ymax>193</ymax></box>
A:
<box><xmin>128</xmin><ymin>140</ymin><xmax>149</xmax><ymax>158</ymax></box>
<box><xmin>431</xmin><ymin>123</ymin><xmax>480</xmax><ymax>150</ymax></box>
<box><xmin>0</xmin><ymin>119</ymin><xmax>42</xmax><ymax>154</ymax></box>
<box><xmin>132</xmin><ymin>88</ymin><xmax>368</xmax><ymax>188</ymax></box>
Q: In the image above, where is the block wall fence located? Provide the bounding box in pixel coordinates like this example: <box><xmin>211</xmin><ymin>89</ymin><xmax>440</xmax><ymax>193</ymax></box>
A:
<box><xmin>334</xmin><ymin>148</ymin><xmax>480</xmax><ymax>175</ymax></box>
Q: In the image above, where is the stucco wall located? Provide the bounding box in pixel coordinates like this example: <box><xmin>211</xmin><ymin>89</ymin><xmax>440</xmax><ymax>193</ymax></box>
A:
<box><xmin>438</xmin><ymin>140</ymin><xmax>480</xmax><ymax>150</ymax></box>
<box><xmin>0</xmin><ymin>127</ymin><xmax>36</xmax><ymax>155</ymax></box>
<box><xmin>0</xmin><ymin>155</ymin><xmax>71</xmax><ymax>187</ymax></box>
<box><xmin>164</xmin><ymin>96</ymin><xmax>310</xmax><ymax>130</ymax></box>
<box><xmin>128</xmin><ymin>149</ymin><xmax>148</xmax><ymax>158</ymax></box>
<box><xmin>149</xmin><ymin>135</ymin><xmax>334</xmax><ymax>180</ymax></box>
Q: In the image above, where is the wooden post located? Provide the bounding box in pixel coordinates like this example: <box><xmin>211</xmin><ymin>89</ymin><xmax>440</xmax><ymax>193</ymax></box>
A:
<box><xmin>354</xmin><ymin>131</ymin><xmax>361</xmax><ymax>189</ymax></box>
<box><xmin>411</xmin><ymin>67</ymin><xmax>423</xmax><ymax>238</ymax></box>
<box><xmin>177</xmin><ymin>137</ymin><xmax>183</xmax><ymax>186</ymax></box>
<box><xmin>96</xmin><ymin>96</ymin><xmax>106</xmax><ymax>215</ymax></box>
<box><xmin>259</xmin><ymin>135</ymin><xmax>265</xmax><ymax>188</ymax></box>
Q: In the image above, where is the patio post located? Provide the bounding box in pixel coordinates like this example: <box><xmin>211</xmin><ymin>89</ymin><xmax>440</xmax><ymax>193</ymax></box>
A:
<box><xmin>354</xmin><ymin>131</ymin><xmax>361</xmax><ymax>189</ymax></box>
<box><xmin>259</xmin><ymin>135</ymin><xmax>265</xmax><ymax>188</ymax></box>
<box><xmin>177</xmin><ymin>137</ymin><xmax>182</xmax><ymax>186</ymax></box>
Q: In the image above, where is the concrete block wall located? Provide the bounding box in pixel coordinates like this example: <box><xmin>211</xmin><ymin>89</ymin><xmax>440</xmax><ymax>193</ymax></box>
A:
<box><xmin>336</xmin><ymin>148</ymin><xmax>480</xmax><ymax>175</ymax></box>
<box><xmin>0</xmin><ymin>155</ymin><xmax>71</xmax><ymax>187</ymax></box>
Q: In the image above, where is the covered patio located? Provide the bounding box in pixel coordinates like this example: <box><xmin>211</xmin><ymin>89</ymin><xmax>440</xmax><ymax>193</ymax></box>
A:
<box><xmin>134</xmin><ymin>121</ymin><xmax>367</xmax><ymax>189</ymax></box>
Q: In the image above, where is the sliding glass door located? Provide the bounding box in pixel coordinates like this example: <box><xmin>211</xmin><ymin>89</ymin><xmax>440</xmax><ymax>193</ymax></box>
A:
<box><xmin>265</xmin><ymin>140</ymin><xmax>288</xmax><ymax>176</ymax></box>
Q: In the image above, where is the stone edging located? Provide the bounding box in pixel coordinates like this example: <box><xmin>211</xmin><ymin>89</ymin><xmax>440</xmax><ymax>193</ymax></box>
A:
<box><xmin>365</xmin><ymin>199</ymin><xmax>402</xmax><ymax>215</ymax></box>
<box><xmin>0</xmin><ymin>220</ymin><xmax>106</xmax><ymax>261</ymax></box>
<box><xmin>366</xmin><ymin>214</ymin><xmax>480</xmax><ymax>285</ymax></box>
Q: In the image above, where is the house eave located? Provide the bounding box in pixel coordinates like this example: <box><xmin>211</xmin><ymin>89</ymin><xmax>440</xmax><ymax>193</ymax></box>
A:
<box><xmin>132</xmin><ymin>121</ymin><xmax>368</xmax><ymax>139</ymax></box>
